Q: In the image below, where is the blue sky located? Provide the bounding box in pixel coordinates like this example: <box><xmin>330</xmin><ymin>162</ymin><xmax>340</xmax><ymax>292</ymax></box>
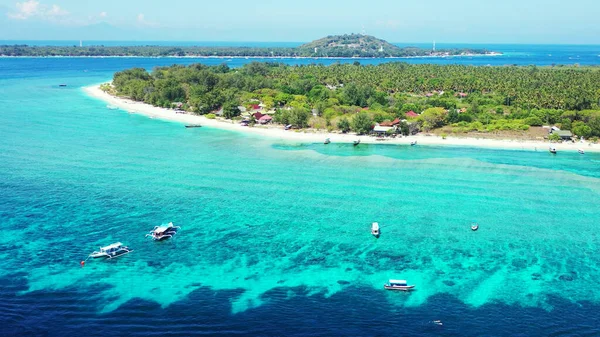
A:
<box><xmin>1</xmin><ymin>0</ymin><xmax>599</xmax><ymax>43</ymax></box>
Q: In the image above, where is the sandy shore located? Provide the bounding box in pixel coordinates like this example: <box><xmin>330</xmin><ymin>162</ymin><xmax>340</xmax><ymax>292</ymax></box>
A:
<box><xmin>83</xmin><ymin>84</ymin><xmax>599</xmax><ymax>153</ymax></box>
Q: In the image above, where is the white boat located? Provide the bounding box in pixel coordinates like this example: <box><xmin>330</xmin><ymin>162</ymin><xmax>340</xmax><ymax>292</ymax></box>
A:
<box><xmin>89</xmin><ymin>242</ymin><xmax>132</xmax><ymax>259</ymax></box>
<box><xmin>471</xmin><ymin>222</ymin><xmax>479</xmax><ymax>231</ymax></box>
<box><xmin>324</xmin><ymin>138</ymin><xmax>331</xmax><ymax>144</ymax></box>
<box><xmin>384</xmin><ymin>279</ymin><xmax>415</xmax><ymax>291</ymax></box>
<box><xmin>371</xmin><ymin>222</ymin><xmax>380</xmax><ymax>237</ymax></box>
<box><xmin>578</xmin><ymin>149</ymin><xmax>585</xmax><ymax>154</ymax></box>
<box><xmin>353</xmin><ymin>139</ymin><xmax>360</xmax><ymax>146</ymax></box>
<box><xmin>549</xmin><ymin>146</ymin><xmax>557</xmax><ymax>154</ymax></box>
<box><xmin>146</xmin><ymin>222</ymin><xmax>180</xmax><ymax>241</ymax></box>
<box><xmin>411</xmin><ymin>141</ymin><xmax>417</xmax><ymax>146</ymax></box>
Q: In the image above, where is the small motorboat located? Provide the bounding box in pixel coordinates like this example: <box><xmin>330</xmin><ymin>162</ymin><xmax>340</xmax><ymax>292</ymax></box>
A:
<box><xmin>285</xmin><ymin>124</ymin><xmax>293</xmax><ymax>130</ymax></box>
<box><xmin>578</xmin><ymin>149</ymin><xmax>585</xmax><ymax>154</ymax></box>
<box><xmin>59</xmin><ymin>84</ymin><xmax>67</xmax><ymax>87</ymax></box>
<box><xmin>371</xmin><ymin>222</ymin><xmax>380</xmax><ymax>238</ymax></box>
<box><xmin>471</xmin><ymin>222</ymin><xmax>479</xmax><ymax>231</ymax></box>
<box><xmin>549</xmin><ymin>146</ymin><xmax>557</xmax><ymax>154</ymax></box>
<box><xmin>89</xmin><ymin>242</ymin><xmax>132</xmax><ymax>259</ymax></box>
<box><xmin>411</xmin><ymin>141</ymin><xmax>417</xmax><ymax>146</ymax></box>
<box><xmin>384</xmin><ymin>279</ymin><xmax>415</xmax><ymax>291</ymax></box>
<box><xmin>353</xmin><ymin>139</ymin><xmax>361</xmax><ymax>146</ymax></box>
<box><xmin>324</xmin><ymin>138</ymin><xmax>331</xmax><ymax>144</ymax></box>
<box><xmin>185</xmin><ymin>125</ymin><xmax>202</xmax><ymax>128</ymax></box>
<box><xmin>146</xmin><ymin>222</ymin><xmax>180</xmax><ymax>241</ymax></box>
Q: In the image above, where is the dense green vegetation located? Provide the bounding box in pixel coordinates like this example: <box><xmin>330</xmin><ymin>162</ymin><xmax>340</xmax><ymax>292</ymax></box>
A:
<box><xmin>109</xmin><ymin>62</ymin><xmax>600</xmax><ymax>139</ymax></box>
<box><xmin>0</xmin><ymin>34</ymin><xmax>492</xmax><ymax>58</ymax></box>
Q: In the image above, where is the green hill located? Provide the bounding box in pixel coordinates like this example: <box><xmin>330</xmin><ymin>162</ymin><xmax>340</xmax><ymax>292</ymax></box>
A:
<box><xmin>298</xmin><ymin>34</ymin><xmax>401</xmax><ymax>56</ymax></box>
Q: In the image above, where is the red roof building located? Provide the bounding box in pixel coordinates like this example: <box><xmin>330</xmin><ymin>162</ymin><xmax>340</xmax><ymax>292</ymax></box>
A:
<box><xmin>253</xmin><ymin>112</ymin><xmax>265</xmax><ymax>120</ymax></box>
<box><xmin>251</xmin><ymin>104</ymin><xmax>261</xmax><ymax>110</ymax></box>
<box><xmin>405</xmin><ymin>111</ymin><xmax>419</xmax><ymax>118</ymax></box>
<box><xmin>258</xmin><ymin>115</ymin><xmax>273</xmax><ymax>124</ymax></box>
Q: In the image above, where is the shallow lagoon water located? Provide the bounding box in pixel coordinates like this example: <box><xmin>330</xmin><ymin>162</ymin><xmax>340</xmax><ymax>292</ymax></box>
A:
<box><xmin>1</xmin><ymin>56</ymin><xmax>600</xmax><ymax>336</ymax></box>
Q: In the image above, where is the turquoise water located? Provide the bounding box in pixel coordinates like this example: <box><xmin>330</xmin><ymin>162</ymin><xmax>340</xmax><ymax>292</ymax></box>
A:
<box><xmin>2</xmin><ymin>58</ymin><xmax>600</xmax><ymax>336</ymax></box>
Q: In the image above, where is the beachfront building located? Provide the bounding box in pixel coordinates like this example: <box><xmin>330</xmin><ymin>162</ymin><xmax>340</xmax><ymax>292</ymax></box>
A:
<box><xmin>550</xmin><ymin>129</ymin><xmax>574</xmax><ymax>141</ymax></box>
<box><xmin>373</xmin><ymin>125</ymin><xmax>394</xmax><ymax>135</ymax></box>
<box><xmin>379</xmin><ymin>118</ymin><xmax>401</xmax><ymax>127</ymax></box>
<box><xmin>258</xmin><ymin>115</ymin><xmax>273</xmax><ymax>124</ymax></box>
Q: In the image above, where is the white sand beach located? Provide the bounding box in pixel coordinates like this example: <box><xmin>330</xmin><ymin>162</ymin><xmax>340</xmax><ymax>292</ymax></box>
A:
<box><xmin>84</xmin><ymin>84</ymin><xmax>600</xmax><ymax>153</ymax></box>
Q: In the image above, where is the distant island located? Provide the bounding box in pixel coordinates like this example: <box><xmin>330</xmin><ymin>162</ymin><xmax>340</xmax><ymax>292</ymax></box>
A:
<box><xmin>0</xmin><ymin>34</ymin><xmax>498</xmax><ymax>58</ymax></box>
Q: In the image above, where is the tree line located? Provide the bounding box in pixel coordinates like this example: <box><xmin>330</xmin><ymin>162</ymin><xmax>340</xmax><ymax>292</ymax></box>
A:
<box><xmin>109</xmin><ymin>62</ymin><xmax>600</xmax><ymax>139</ymax></box>
<box><xmin>0</xmin><ymin>45</ymin><xmax>490</xmax><ymax>58</ymax></box>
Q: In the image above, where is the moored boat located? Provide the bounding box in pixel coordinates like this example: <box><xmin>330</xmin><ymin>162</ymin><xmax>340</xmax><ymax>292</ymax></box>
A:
<box><xmin>371</xmin><ymin>222</ymin><xmax>380</xmax><ymax>237</ymax></box>
<box><xmin>185</xmin><ymin>125</ymin><xmax>202</xmax><ymax>128</ymax></box>
<box><xmin>384</xmin><ymin>279</ymin><xmax>415</xmax><ymax>291</ymax></box>
<box><xmin>353</xmin><ymin>139</ymin><xmax>360</xmax><ymax>146</ymax></box>
<box><xmin>411</xmin><ymin>141</ymin><xmax>417</xmax><ymax>146</ymax></box>
<box><xmin>549</xmin><ymin>146</ymin><xmax>557</xmax><ymax>154</ymax></box>
<box><xmin>89</xmin><ymin>242</ymin><xmax>132</xmax><ymax>259</ymax></box>
<box><xmin>471</xmin><ymin>222</ymin><xmax>479</xmax><ymax>231</ymax></box>
<box><xmin>324</xmin><ymin>138</ymin><xmax>331</xmax><ymax>144</ymax></box>
<box><xmin>578</xmin><ymin>149</ymin><xmax>585</xmax><ymax>154</ymax></box>
<box><xmin>146</xmin><ymin>222</ymin><xmax>180</xmax><ymax>241</ymax></box>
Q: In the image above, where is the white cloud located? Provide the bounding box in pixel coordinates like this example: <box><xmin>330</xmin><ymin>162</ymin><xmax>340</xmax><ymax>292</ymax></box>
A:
<box><xmin>47</xmin><ymin>4</ymin><xmax>68</xmax><ymax>17</ymax></box>
<box><xmin>99</xmin><ymin>11</ymin><xmax>107</xmax><ymax>18</ymax></box>
<box><xmin>7</xmin><ymin>0</ymin><xmax>39</xmax><ymax>19</ymax></box>
<box><xmin>137</xmin><ymin>13</ymin><xmax>144</xmax><ymax>22</ymax></box>
<box><xmin>7</xmin><ymin>0</ymin><xmax>69</xmax><ymax>20</ymax></box>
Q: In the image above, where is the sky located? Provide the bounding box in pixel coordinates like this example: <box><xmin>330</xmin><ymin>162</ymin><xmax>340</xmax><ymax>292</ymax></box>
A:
<box><xmin>1</xmin><ymin>0</ymin><xmax>599</xmax><ymax>44</ymax></box>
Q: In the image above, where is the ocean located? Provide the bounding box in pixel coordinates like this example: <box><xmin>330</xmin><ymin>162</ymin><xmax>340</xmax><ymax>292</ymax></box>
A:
<box><xmin>1</xmin><ymin>48</ymin><xmax>600</xmax><ymax>336</ymax></box>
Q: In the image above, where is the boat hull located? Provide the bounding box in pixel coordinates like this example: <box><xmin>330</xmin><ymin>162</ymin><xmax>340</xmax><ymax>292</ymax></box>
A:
<box><xmin>384</xmin><ymin>285</ymin><xmax>415</xmax><ymax>291</ymax></box>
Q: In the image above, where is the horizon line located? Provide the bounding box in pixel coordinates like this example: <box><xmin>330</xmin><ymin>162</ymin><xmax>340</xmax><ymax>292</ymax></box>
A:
<box><xmin>2</xmin><ymin>40</ymin><xmax>600</xmax><ymax>46</ymax></box>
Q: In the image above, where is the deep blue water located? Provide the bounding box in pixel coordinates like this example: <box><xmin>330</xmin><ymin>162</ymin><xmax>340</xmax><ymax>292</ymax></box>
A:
<box><xmin>1</xmin><ymin>53</ymin><xmax>600</xmax><ymax>337</ymax></box>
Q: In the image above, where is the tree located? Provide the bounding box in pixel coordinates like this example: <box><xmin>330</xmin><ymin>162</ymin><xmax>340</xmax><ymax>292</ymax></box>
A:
<box><xmin>289</xmin><ymin>108</ymin><xmax>311</xmax><ymax>128</ymax></box>
<box><xmin>337</xmin><ymin>117</ymin><xmax>351</xmax><ymax>133</ymax></box>
<box><xmin>525</xmin><ymin>116</ymin><xmax>543</xmax><ymax>126</ymax></box>
<box><xmin>447</xmin><ymin>109</ymin><xmax>460</xmax><ymax>124</ymax></box>
<box><xmin>352</xmin><ymin>112</ymin><xmax>373</xmax><ymax>135</ymax></box>
<box><xmin>572</xmin><ymin>121</ymin><xmax>592</xmax><ymax>138</ymax></box>
<box><xmin>399</xmin><ymin>121</ymin><xmax>410</xmax><ymax>136</ymax></box>
<box><xmin>419</xmin><ymin>107</ymin><xmax>447</xmax><ymax>129</ymax></box>
<box><xmin>223</xmin><ymin>101</ymin><xmax>241</xmax><ymax>119</ymax></box>
<box><xmin>549</xmin><ymin>133</ymin><xmax>561</xmax><ymax>142</ymax></box>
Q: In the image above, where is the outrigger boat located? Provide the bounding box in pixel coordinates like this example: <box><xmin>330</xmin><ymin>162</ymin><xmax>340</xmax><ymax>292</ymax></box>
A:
<box><xmin>384</xmin><ymin>279</ymin><xmax>415</xmax><ymax>291</ymax></box>
<box><xmin>371</xmin><ymin>222</ymin><xmax>380</xmax><ymax>238</ymax></box>
<box><xmin>146</xmin><ymin>222</ymin><xmax>180</xmax><ymax>241</ymax></box>
<box><xmin>353</xmin><ymin>139</ymin><xmax>361</xmax><ymax>146</ymax></box>
<box><xmin>324</xmin><ymin>138</ymin><xmax>331</xmax><ymax>144</ymax></box>
<box><xmin>185</xmin><ymin>125</ymin><xmax>202</xmax><ymax>128</ymax></box>
<box><xmin>89</xmin><ymin>242</ymin><xmax>132</xmax><ymax>259</ymax></box>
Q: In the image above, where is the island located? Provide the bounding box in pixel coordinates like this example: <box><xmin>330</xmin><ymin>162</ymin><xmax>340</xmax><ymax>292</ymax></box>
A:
<box><xmin>0</xmin><ymin>34</ymin><xmax>497</xmax><ymax>58</ymax></box>
<box><xmin>88</xmin><ymin>62</ymin><xmax>600</xmax><ymax>151</ymax></box>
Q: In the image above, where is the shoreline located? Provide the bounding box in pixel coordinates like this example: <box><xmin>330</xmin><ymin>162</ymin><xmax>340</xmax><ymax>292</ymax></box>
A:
<box><xmin>83</xmin><ymin>84</ymin><xmax>600</xmax><ymax>153</ymax></box>
<box><xmin>0</xmin><ymin>53</ymin><xmax>502</xmax><ymax>60</ymax></box>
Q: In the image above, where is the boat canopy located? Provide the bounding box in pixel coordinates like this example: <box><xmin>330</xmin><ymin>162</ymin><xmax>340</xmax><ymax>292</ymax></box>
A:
<box><xmin>389</xmin><ymin>279</ymin><xmax>407</xmax><ymax>285</ymax></box>
<box><xmin>101</xmin><ymin>242</ymin><xmax>123</xmax><ymax>250</ymax></box>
